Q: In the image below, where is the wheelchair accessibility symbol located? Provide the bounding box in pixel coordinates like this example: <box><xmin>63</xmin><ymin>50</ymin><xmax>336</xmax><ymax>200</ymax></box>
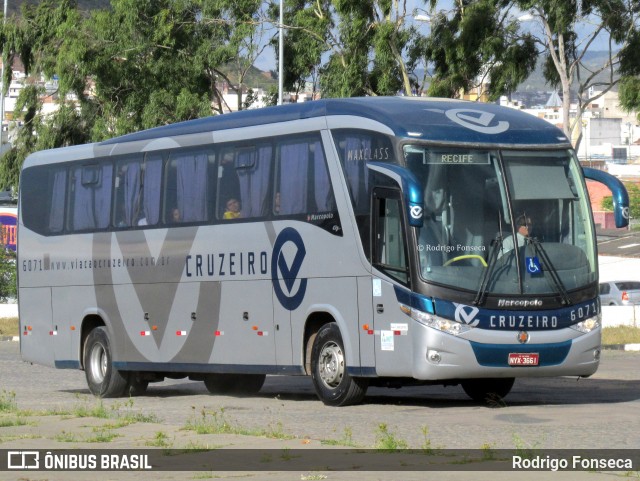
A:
<box><xmin>526</xmin><ymin>256</ymin><xmax>541</xmax><ymax>275</ymax></box>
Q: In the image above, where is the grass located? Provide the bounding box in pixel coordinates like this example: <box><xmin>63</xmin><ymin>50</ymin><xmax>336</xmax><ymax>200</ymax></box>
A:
<box><xmin>0</xmin><ymin>390</ymin><xmax>17</xmax><ymax>413</ymax></box>
<box><xmin>0</xmin><ymin>317</ymin><xmax>18</xmax><ymax>336</ymax></box>
<box><xmin>373</xmin><ymin>423</ymin><xmax>408</xmax><ymax>450</ymax></box>
<box><xmin>602</xmin><ymin>326</ymin><xmax>640</xmax><ymax>345</ymax></box>
<box><xmin>183</xmin><ymin>407</ymin><xmax>295</xmax><ymax>441</ymax></box>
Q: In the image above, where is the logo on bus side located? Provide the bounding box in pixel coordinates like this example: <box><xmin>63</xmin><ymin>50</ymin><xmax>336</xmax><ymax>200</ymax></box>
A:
<box><xmin>271</xmin><ymin>227</ymin><xmax>307</xmax><ymax>311</ymax></box>
<box><xmin>444</xmin><ymin>109</ymin><xmax>510</xmax><ymax>135</ymax></box>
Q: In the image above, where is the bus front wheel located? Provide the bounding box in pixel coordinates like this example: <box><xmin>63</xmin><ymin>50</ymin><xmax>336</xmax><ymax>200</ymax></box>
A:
<box><xmin>310</xmin><ymin>323</ymin><xmax>368</xmax><ymax>406</ymax></box>
<box><xmin>461</xmin><ymin>378</ymin><xmax>515</xmax><ymax>405</ymax></box>
<box><xmin>84</xmin><ymin>327</ymin><xmax>129</xmax><ymax>398</ymax></box>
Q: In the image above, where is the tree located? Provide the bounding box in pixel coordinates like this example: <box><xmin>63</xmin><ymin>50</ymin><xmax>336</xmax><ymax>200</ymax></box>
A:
<box><xmin>0</xmin><ymin>0</ymin><xmax>86</xmax><ymax>188</ymax></box>
<box><xmin>512</xmin><ymin>0</ymin><xmax>640</xmax><ymax>149</ymax></box>
<box><xmin>618</xmin><ymin>17</ymin><xmax>640</xmax><ymax>118</ymax></box>
<box><xmin>0</xmin><ymin>0</ymin><xmax>269</xmax><ymax>188</ymax></box>
<box><xmin>416</xmin><ymin>0</ymin><xmax>538</xmax><ymax>100</ymax></box>
<box><xmin>602</xmin><ymin>182</ymin><xmax>640</xmax><ymax>228</ymax></box>
<box><xmin>0</xmin><ymin>245</ymin><xmax>16</xmax><ymax>303</ymax></box>
<box><xmin>275</xmin><ymin>0</ymin><xmax>422</xmax><ymax>98</ymax></box>
<box><xmin>198</xmin><ymin>0</ymin><xmax>273</xmax><ymax>113</ymax></box>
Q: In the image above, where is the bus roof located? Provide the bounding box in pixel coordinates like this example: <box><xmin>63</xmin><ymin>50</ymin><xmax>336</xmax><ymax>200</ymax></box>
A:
<box><xmin>102</xmin><ymin>97</ymin><xmax>571</xmax><ymax>148</ymax></box>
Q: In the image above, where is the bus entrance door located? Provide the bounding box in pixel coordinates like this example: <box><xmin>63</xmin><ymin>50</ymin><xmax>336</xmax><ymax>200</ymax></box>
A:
<box><xmin>371</xmin><ymin>189</ymin><xmax>412</xmax><ymax>377</ymax></box>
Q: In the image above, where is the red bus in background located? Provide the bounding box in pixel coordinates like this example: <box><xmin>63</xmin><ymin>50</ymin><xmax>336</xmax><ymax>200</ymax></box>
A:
<box><xmin>0</xmin><ymin>207</ymin><xmax>17</xmax><ymax>251</ymax></box>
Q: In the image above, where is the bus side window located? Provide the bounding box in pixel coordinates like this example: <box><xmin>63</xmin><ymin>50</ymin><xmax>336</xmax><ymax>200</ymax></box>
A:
<box><xmin>69</xmin><ymin>163</ymin><xmax>113</xmax><ymax>231</ymax></box>
<box><xmin>238</xmin><ymin>145</ymin><xmax>271</xmax><ymax>219</ymax></box>
<box><xmin>373</xmin><ymin>190</ymin><xmax>409</xmax><ymax>285</ymax></box>
<box><xmin>113</xmin><ymin>155</ymin><xmax>144</xmax><ymax>228</ymax></box>
<box><xmin>166</xmin><ymin>148</ymin><xmax>212</xmax><ymax>224</ymax></box>
<box><xmin>20</xmin><ymin>166</ymin><xmax>67</xmax><ymax>235</ymax></box>
<box><xmin>220</xmin><ymin>144</ymin><xmax>272</xmax><ymax>219</ymax></box>
<box><xmin>276</xmin><ymin>141</ymin><xmax>310</xmax><ymax>215</ymax></box>
<box><xmin>217</xmin><ymin>150</ymin><xmax>240</xmax><ymax>219</ymax></box>
<box><xmin>275</xmin><ymin>138</ymin><xmax>334</xmax><ymax>216</ymax></box>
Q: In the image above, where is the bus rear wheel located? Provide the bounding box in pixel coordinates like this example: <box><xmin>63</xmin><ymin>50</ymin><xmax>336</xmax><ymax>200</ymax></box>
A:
<box><xmin>310</xmin><ymin>323</ymin><xmax>368</xmax><ymax>406</ymax></box>
<box><xmin>204</xmin><ymin>373</ymin><xmax>266</xmax><ymax>396</ymax></box>
<box><xmin>84</xmin><ymin>327</ymin><xmax>129</xmax><ymax>398</ymax></box>
<box><xmin>461</xmin><ymin>378</ymin><xmax>515</xmax><ymax>405</ymax></box>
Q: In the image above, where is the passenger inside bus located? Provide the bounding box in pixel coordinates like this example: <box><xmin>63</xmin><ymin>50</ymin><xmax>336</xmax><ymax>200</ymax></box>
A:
<box><xmin>223</xmin><ymin>198</ymin><xmax>241</xmax><ymax>219</ymax></box>
<box><xmin>171</xmin><ymin>207</ymin><xmax>181</xmax><ymax>223</ymax></box>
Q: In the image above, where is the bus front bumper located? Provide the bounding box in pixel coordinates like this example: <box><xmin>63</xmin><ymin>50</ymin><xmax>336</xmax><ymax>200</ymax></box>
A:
<box><xmin>409</xmin><ymin>322</ymin><xmax>601</xmax><ymax>381</ymax></box>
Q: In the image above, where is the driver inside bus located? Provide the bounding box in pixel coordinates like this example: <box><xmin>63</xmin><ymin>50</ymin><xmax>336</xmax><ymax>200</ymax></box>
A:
<box><xmin>499</xmin><ymin>214</ymin><xmax>532</xmax><ymax>258</ymax></box>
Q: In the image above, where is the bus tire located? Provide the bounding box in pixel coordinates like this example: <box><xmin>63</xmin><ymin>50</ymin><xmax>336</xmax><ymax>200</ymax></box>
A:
<box><xmin>204</xmin><ymin>373</ymin><xmax>266</xmax><ymax>396</ymax></box>
<box><xmin>127</xmin><ymin>374</ymin><xmax>149</xmax><ymax>396</ymax></box>
<box><xmin>310</xmin><ymin>323</ymin><xmax>368</xmax><ymax>406</ymax></box>
<box><xmin>84</xmin><ymin>327</ymin><xmax>129</xmax><ymax>398</ymax></box>
<box><xmin>461</xmin><ymin>378</ymin><xmax>515</xmax><ymax>405</ymax></box>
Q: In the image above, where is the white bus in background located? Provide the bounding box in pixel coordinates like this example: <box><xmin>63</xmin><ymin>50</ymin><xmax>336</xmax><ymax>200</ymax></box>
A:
<box><xmin>17</xmin><ymin>97</ymin><xmax>629</xmax><ymax>406</ymax></box>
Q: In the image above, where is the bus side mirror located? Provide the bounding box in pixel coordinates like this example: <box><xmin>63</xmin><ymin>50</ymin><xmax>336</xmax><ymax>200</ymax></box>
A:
<box><xmin>368</xmin><ymin>162</ymin><xmax>424</xmax><ymax>228</ymax></box>
<box><xmin>583</xmin><ymin>167</ymin><xmax>630</xmax><ymax>228</ymax></box>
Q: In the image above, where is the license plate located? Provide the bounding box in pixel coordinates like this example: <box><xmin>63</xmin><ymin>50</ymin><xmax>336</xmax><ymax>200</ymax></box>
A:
<box><xmin>508</xmin><ymin>353</ymin><xmax>539</xmax><ymax>366</ymax></box>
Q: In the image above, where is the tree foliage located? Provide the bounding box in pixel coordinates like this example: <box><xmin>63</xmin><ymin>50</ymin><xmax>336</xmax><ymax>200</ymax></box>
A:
<box><xmin>0</xmin><ymin>0</ymin><xmax>269</xmax><ymax>187</ymax></box>
<box><xmin>602</xmin><ymin>183</ymin><xmax>640</xmax><ymax>221</ymax></box>
<box><xmin>417</xmin><ymin>0</ymin><xmax>537</xmax><ymax>100</ymax></box>
<box><xmin>512</xmin><ymin>0</ymin><xmax>640</xmax><ymax>148</ymax></box>
<box><xmin>0</xmin><ymin>0</ymin><xmax>638</xmax><ymax>192</ymax></box>
<box><xmin>0</xmin><ymin>246</ymin><xmax>16</xmax><ymax>303</ymax></box>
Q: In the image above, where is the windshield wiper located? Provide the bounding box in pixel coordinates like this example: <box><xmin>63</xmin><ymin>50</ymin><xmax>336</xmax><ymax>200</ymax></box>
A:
<box><xmin>528</xmin><ymin>238</ymin><xmax>571</xmax><ymax>305</ymax></box>
<box><xmin>473</xmin><ymin>235</ymin><xmax>503</xmax><ymax>306</ymax></box>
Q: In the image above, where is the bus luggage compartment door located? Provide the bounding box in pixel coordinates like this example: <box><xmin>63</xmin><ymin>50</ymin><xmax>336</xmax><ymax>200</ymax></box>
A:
<box><xmin>19</xmin><ymin>287</ymin><xmax>56</xmax><ymax>367</ymax></box>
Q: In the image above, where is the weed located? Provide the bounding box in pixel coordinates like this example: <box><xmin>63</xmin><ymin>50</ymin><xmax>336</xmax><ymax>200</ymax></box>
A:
<box><xmin>54</xmin><ymin>431</ymin><xmax>79</xmax><ymax>443</ymax></box>
<box><xmin>87</xmin><ymin>428</ymin><xmax>120</xmax><ymax>443</ymax></box>
<box><xmin>480</xmin><ymin>442</ymin><xmax>496</xmax><ymax>461</ymax></box>
<box><xmin>183</xmin><ymin>407</ymin><xmax>294</xmax><ymax>440</ymax></box>
<box><xmin>301</xmin><ymin>473</ymin><xmax>328</xmax><ymax>480</ymax></box>
<box><xmin>0</xmin><ymin>390</ymin><xmax>17</xmax><ymax>413</ymax></box>
<box><xmin>0</xmin><ymin>417</ymin><xmax>29</xmax><ymax>428</ymax></box>
<box><xmin>321</xmin><ymin>426</ymin><xmax>359</xmax><ymax>447</ymax></box>
<box><xmin>146</xmin><ymin>431</ymin><xmax>173</xmax><ymax>448</ymax></box>
<box><xmin>374</xmin><ymin>423</ymin><xmax>408</xmax><ymax>451</ymax></box>
<box><xmin>420</xmin><ymin>425</ymin><xmax>436</xmax><ymax>454</ymax></box>
<box><xmin>71</xmin><ymin>398</ymin><xmax>110</xmax><ymax>419</ymax></box>
<box><xmin>184</xmin><ymin>407</ymin><xmax>234</xmax><ymax>435</ymax></box>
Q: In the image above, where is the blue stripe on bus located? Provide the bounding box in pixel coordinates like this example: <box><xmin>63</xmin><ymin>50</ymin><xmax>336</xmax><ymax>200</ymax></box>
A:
<box><xmin>347</xmin><ymin>366</ymin><xmax>377</xmax><ymax>377</ymax></box>
<box><xmin>111</xmin><ymin>362</ymin><xmax>305</xmax><ymax>375</ymax></box>
<box><xmin>394</xmin><ymin>285</ymin><xmax>435</xmax><ymax>314</ymax></box>
<box><xmin>54</xmin><ymin>360</ymin><xmax>81</xmax><ymax>369</ymax></box>
<box><xmin>469</xmin><ymin>340</ymin><xmax>572</xmax><ymax>367</ymax></box>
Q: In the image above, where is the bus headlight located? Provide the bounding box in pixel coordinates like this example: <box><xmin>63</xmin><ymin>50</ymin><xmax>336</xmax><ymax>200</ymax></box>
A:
<box><xmin>569</xmin><ymin>315</ymin><xmax>600</xmax><ymax>334</ymax></box>
<box><xmin>407</xmin><ymin>306</ymin><xmax>472</xmax><ymax>336</ymax></box>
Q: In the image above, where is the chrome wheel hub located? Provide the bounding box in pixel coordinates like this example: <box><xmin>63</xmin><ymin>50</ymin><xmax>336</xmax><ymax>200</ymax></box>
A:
<box><xmin>319</xmin><ymin>341</ymin><xmax>344</xmax><ymax>388</ymax></box>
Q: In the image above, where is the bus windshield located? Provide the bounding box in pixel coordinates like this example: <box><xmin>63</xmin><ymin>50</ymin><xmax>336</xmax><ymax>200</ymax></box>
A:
<box><xmin>405</xmin><ymin>146</ymin><xmax>597</xmax><ymax>297</ymax></box>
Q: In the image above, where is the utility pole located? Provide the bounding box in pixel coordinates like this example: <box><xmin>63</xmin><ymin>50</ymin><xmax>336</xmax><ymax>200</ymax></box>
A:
<box><xmin>277</xmin><ymin>0</ymin><xmax>283</xmax><ymax>106</ymax></box>
<box><xmin>0</xmin><ymin>0</ymin><xmax>7</xmax><ymax>145</ymax></box>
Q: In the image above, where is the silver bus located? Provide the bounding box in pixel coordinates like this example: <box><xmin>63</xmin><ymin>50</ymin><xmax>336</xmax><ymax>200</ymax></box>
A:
<box><xmin>18</xmin><ymin>97</ymin><xmax>629</xmax><ymax>406</ymax></box>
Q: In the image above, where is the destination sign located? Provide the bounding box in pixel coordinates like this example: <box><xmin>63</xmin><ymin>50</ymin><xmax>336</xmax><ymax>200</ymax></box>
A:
<box><xmin>425</xmin><ymin>151</ymin><xmax>490</xmax><ymax>165</ymax></box>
